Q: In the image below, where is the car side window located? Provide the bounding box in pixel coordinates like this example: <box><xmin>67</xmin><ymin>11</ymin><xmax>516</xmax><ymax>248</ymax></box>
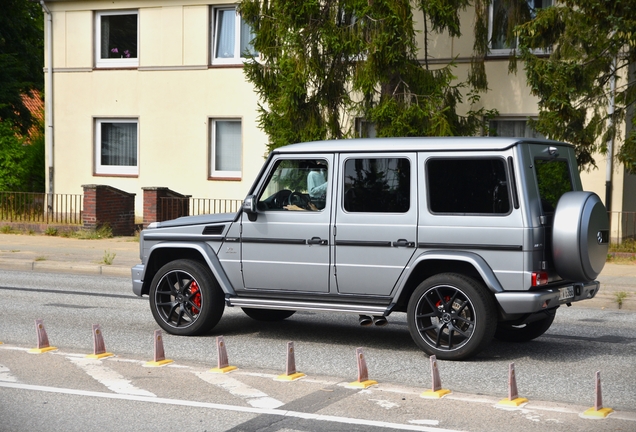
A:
<box><xmin>343</xmin><ymin>158</ymin><xmax>410</xmax><ymax>213</ymax></box>
<box><xmin>257</xmin><ymin>159</ymin><xmax>328</xmax><ymax>211</ymax></box>
<box><xmin>427</xmin><ymin>158</ymin><xmax>511</xmax><ymax>215</ymax></box>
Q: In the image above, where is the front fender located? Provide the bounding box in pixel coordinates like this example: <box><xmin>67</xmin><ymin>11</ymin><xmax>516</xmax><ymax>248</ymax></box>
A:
<box><xmin>142</xmin><ymin>242</ymin><xmax>236</xmax><ymax>296</ymax></box>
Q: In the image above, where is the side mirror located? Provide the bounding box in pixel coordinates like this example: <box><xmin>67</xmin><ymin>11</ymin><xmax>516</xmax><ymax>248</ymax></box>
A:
<box><xmin>243</xmin><ymin>195</ymin><xmax>258</xmax><ymax>221</ymax></box>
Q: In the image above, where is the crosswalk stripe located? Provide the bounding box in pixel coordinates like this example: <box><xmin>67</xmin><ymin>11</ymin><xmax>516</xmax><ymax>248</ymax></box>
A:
<box><xmin>194</xmin><ymin>371</ymin><xmax>285</xmax><ymax>409</ymax></box>
<box><xmin>68</xmin><ymin>357</ymin><xmax>156</xmax><ymax>397</ymax></box>
<box><xmin>0</xmin><ymin>363</ymin><xmax>18</xmax><ymax>382</ymax></box>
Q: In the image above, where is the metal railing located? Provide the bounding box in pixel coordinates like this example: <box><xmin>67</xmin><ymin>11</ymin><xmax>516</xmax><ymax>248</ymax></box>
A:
<box><xmin>159</xmin><ymin>196</ymin><xmax>243</xmax><ymax>220</ymax></box>
<box><xmin>0</xmin><ymin>192</ymin><xmax>83</xmax><ymax>225</ymax></box>
<box><xmin>608</xmin><ymin>211</ymin><xmax>636</xmax><ymax>244</ymax></box>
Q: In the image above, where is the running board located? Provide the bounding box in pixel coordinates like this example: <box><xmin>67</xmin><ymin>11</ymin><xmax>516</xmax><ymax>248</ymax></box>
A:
<box><xmin>227</xmin><ymin>297</ymin><xmax>390</xmax><ymax>315</ymax></box>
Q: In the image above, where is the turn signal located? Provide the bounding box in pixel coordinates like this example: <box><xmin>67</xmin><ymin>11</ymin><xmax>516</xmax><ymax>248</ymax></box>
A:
<box><xmin>532</xmin><ymin>271</ymin><xmax>548</xmax><ymax>286</ymax></box>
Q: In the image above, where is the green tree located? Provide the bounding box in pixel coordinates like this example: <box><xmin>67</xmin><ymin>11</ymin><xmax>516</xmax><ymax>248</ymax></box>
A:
<box><xmin>0</xmin><ymin>0</ymin><xmax>44</xmax><ymax>134</ymax></box>
<box><xmin>240</xmin><ymin>0</ymin><xmax>495</xmax><ymax>152</ymax></box>
<box><xmin>511</xmin><ymin>0</ymin><xmax>636</xmax><ymax>171</ymax></box>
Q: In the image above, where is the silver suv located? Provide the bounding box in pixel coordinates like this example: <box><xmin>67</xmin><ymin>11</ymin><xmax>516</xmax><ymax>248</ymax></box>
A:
<box><xmin>132</xmin><ymin>137</ymin><xmax>609</xmax><ymax>360</ymax></box>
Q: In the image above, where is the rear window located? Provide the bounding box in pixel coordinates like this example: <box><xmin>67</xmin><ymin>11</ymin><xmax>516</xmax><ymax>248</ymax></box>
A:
<box><xmin>534</xmin><ymin>158</ymin><xmax>573</xmax><ymax>213</ymax></box>
<box><xmin>427</xmin><ymin>158</ymin><xmax>511</xmax><ymax>215</ymax></box>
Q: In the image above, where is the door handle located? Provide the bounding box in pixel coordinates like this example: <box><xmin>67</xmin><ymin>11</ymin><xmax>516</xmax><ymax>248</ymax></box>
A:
<box><xmin>307</xmin><ymin>237</ymin><xmax>328</xmax><ymax>245</ymax></box>
<box><xmin>392</xmin><ymin>239</ymin><xmax>415</xmax><ymax>248</ymax></box>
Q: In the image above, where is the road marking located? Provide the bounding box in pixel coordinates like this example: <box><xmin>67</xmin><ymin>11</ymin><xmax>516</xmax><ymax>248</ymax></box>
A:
<box><xmin>0</xmin><ymin>364</ymin><xmax>18</xmax><ymax>382</ymax></box>
<box><xmin>68</xmin><ymin>357</ymin><xmax>156</xmax><ymax>397</ymax></box>
<box><xmin>194</xmin><ymin>371</ymin><xmax>284</xmax><ymax>409</ymax></box>
<box><xmin>0</xmin><ymin>381</ymin><xmax>464</xmax><ymax>432</ymax></box>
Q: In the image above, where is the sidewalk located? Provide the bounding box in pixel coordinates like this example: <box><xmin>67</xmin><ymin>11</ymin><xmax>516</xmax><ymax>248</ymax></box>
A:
<box><xmin>0</xmin><ymin>233</ymin><xmax>634</xmax><ymax>310</ymax></box>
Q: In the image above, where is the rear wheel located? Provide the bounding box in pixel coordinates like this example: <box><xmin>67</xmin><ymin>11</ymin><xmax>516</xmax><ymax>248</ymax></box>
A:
<box><xmin>242</xmin><ymin>308</ymin><xmax>296</xmax><ymax>322</ymax></box>
<box><xmin>149</xmin><ymin>259</ymin><xmax>224</xmax><ymax>336</ymax></box>
<box><xmin>407</xmin><ymin>273</ymin><xmax>497</xmax><ymax>360</ymax></box>
<box><xmin>494</xmin><ymin>313</ymin><xmax>555</xmax><ymax>342</ymax></box>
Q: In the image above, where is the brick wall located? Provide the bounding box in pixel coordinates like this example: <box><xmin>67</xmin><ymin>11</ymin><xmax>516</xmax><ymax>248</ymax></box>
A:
<box><xmin>82</xmin><ymin>185</ymin><xmax>136</xmax><ymax>236</ymax></box>
<box><xmin>142</xmin><ymin>187</ymin><xmax>190</xmax><ymax>228</ymax></box>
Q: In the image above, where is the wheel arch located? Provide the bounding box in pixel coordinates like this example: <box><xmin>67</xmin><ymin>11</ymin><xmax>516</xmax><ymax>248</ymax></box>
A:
<box><xmin>393</xmin><ymin>251</ymin><xmax>503</xmax><ymax>312</ymax></box>
<box><xmin>141</xmin><ymin>242</ymin><xmax>235</xmax><ymax>296</ymax></box>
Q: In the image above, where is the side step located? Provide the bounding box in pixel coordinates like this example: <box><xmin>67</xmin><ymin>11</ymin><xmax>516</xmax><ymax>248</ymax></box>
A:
<box><xmin>227</xmin><ymin>297</ymin><xmax>390</xmax><ymax>316</ymax></box>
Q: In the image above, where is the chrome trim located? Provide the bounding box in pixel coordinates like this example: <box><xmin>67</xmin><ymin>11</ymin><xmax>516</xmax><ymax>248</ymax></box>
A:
<box><xmin>227</xmin><ymin>297</ymin><xmax>389</xmax><ymax>315</ymax></box>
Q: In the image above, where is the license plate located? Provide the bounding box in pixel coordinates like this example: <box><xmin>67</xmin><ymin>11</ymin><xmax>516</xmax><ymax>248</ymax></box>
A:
<box><xmin>559</xmin><ymin>286</ymin><xmax>574</xmax><ymax>301</ymax></box>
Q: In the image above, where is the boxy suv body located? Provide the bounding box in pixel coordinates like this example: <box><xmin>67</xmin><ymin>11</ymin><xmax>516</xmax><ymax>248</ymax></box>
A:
<box><xmin>132</xmin><ymin>137</ymin><xmax>609</xmax><ymax>360</ymax></box>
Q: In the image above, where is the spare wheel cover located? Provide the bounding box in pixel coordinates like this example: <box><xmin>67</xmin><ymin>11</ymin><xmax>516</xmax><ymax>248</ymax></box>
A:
<box><xmin>552</xmin><ymin>191</ymin><xmax>609</xmax><ymax>282</ymax></box>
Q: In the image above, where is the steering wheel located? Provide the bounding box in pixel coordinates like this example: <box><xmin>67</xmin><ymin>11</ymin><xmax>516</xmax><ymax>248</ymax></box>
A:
<box><xmin>272</xmin><ymin>189</ymin><xmax>292</xmax><ymax>208</ymax></box>
<box><xmin>287</xmin><ymin>191</ymin><xmax>310</xmax><ymax>208</ymax></box>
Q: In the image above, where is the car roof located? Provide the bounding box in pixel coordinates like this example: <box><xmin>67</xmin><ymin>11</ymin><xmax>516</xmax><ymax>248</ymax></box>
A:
<box><xmin>273</xmin><ymin>137</ymin><xmax>571</xmax><ymax>154</ymax></box>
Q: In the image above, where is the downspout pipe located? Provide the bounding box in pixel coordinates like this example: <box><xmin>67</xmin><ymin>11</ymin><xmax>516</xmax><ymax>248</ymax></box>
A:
<box><xmin>605</xmin><ymin>57</ymin><xmax>616</xmax><ymax>213</ymax></box>
<box><xmin>39</xmin><ymin>0</ymin><xmax>54</xmax><ymax>199</ymax></box>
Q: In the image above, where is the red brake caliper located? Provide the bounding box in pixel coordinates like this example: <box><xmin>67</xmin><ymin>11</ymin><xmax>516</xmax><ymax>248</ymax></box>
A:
<box><xmin>435</xmin><ymin>296</ymin><xmax>451</xmax><ymax>310</ymax></box>
<box><xmin>189</xmin><ymin>280</ymin><xmax>201</xmax><ymax>314</ymax></box>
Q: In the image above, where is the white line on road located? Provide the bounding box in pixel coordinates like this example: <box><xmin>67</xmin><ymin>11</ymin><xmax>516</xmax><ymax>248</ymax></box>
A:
<box><xmin>0</xmin><ymin>381</ymin><xmax>466</xmax><ymax>432</ymax></box>
<box><xmin>68</xmin><ymin>357</ymin><xmax>156</xmax><ymax>397</ymax></box>
<box><xmin>194</xmin><ymin>371</ymin><xmax>284</xmax><ymax>409</ymax></box>
<box><xmin>0</xmin><ymin>364</ymin><xmax>18</xmax><ymax>382</ymax></box>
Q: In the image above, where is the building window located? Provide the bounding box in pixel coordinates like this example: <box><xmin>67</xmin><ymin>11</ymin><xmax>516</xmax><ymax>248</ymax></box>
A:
<box><xmin>355</xmin><ymin>118</ymin><xmax>377</xmax><ymax>138</ymax></box>
<box><xmin>211</xmin><ymin>6</ymin><xmax>257</xmax><ymax>65</ymax></box>
<box><xmin>489</xmin><ymin>118</ymin><xmax>545</xmax><ymax>138</ymax></box>
<box><xmin>489</xmin><ymin>0</ymin><xmax>552</xmax><ymax>54</ymax></box>
<box><xmin>210</xmin><ymin>120</ymin><xmax>242</xmax><ymax>178</ymax></box>
<box><xmin>95</xmin><ymin>119</ymin><xmax>138</xmax><ymax>176</ymax></box>
<box><xmin>95</xmin><ymin>11</ymin><xmax>139</xmax><ymax>68</ymax></box>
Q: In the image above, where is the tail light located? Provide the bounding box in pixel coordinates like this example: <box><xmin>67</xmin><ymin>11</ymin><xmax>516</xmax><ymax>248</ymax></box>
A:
<box><xmin>532</xmin><ymin>271</ymin><xmax>549</xmax><ymax>286</ymax></box>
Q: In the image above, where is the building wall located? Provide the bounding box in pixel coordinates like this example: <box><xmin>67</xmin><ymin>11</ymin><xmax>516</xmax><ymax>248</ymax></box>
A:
<box><xmin>47</xmin><ymin>0</ymin><xmax>268</xmax><ymax>217</ymax></box>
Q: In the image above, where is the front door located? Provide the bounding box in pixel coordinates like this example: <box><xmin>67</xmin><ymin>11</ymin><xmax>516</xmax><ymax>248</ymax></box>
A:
<box><xmin>241</xmin><ymin>155</ymin><xmax>333</xmax><ymax>292</ymax></box>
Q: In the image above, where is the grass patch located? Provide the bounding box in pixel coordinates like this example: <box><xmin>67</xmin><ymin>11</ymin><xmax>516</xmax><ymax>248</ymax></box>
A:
<box><xmin>44</xmin><ymin>227</ymin><xmax>58</xmax><ymax>236</ymax></box>
<box><xmin>609</xmin><ymin>238</ymin><xmax>636</xmax><ymax>253</ymax></box>
<box><xmin>1</xmin><ymin>225</ymin><xmax>15</xmax><ymax>234</ymax></box>
<box><xmin>614</xmin><ymin>291</ymin><xmax>629</xmax><ymax>309</ymax></box>
<box><xmin>72</xmin><ymin>224</ymin><xmax>113</xmax><ymax>240</ymax></box>
<box><xmin>34</xmin><ymin>256</ymin><xmax>46</xmax><ymax>262</ymax></box>
<box><xmin>101</xmin><ymin>250</ymin><xmax>116</xmax><ymax>265</ymax></box>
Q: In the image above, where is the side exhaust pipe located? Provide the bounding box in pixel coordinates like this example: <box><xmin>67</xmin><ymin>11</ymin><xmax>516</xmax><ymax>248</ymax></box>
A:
<box><xmin>373</xmin><ymin>316</ymin><xmax>388</xmax><ymax>326</ymax></box>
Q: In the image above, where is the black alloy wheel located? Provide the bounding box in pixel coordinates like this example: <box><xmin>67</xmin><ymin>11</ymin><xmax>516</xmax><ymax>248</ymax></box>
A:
<box><xmin>407</xmin><ymin>273</ymin><xmax>497</xmax><ymax>360</ymax></box>
<box><xmin>149</xmin><ymin>259</ymin><xmax>224</xmax><ymax>336</ymax></box>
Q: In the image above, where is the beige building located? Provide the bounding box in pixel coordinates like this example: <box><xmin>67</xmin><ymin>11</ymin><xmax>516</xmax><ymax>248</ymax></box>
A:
<box><xmin>40</xmin><ymin>0</ymin><xmax>634</xmax><ymax>234</ymax></box>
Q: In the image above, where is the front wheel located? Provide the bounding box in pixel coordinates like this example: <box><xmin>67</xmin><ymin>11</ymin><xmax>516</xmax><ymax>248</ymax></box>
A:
<box><xmin>242</xmin><ymin>308</ymin><xmax>296</xmax><ymax>322</ymax></box>
<box><xmin>149</xmin><ymin>259</ymin><xmax>224</xmax><ymax>336</ymax></box>
<box><xmin>407</xmin><ymin>273</ymin><xmax>497</xmax><ymax>360</ymax></box>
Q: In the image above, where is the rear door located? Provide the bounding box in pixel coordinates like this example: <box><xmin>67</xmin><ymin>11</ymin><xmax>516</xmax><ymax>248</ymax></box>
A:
<box><xmin>333</xmin><ymin>153</ymin><xmax>418</xmax><ymax>295</ymax></box>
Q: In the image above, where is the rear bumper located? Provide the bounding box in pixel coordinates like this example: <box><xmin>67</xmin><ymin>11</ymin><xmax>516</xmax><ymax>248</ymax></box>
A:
<box><xmin>131</xmin><ymin>264</ymin><xmax>144</xmax><ymax>296</ymax></box>
<box><xmin>495</xmin><ymin>280</ymin><xmax>600</xmax><ymax>314</ymax></box>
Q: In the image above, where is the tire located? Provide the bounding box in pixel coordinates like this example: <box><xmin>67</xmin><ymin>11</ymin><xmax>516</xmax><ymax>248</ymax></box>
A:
<box><xmin>494</xmin><ymin>313</ymin><xmax>555</xmax><ymax>342</ymax></box>
<box><xmin>242</xmin><ymin>308</ymin><xmax>296</xmax><ymax>322</ymax></box>
<box><xmin>552</xmin><ymin>191</ymin><xmax>609</xmax><ymax>281</ymax></box>
<box><xmin>407</xmin><ymin>273</ymin><xmax>497</xmax><ymax>360</ymax></box>
<box><xmin>149</xmin><ymin>259</ymin><xmax>224</xmax><ymax>336</ymax></box>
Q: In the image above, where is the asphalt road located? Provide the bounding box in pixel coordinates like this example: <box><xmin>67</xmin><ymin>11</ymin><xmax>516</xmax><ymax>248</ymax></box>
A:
<box><xmin>0</xmin><ymin>270</ymin><xmax>635</xmax><ymax>431</ymax></box>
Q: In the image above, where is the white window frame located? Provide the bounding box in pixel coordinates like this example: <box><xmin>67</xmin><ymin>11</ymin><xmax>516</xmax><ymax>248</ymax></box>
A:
<box><xmin>488</xmin><ymin>0</ymin><xmax>552</xmax><ymax>56</ymax></box>
<box><xmin>210</xmin><ymin>6</ymin><xmax>256</xmax><ymax>65</ymax></box>
<box><xmin>209</xmin><ymin>119</ymin><xmax>242</xmax><ymax>179</ymax></box>
<box><xmin>488</xmin><ymin>116</ymin><xmax>545</xmax><ymax>139</ymax></box>
<box><xmin>94</xmin><ymin>118</ymin><xmax>139</xmax><ymax>176</ymax></box>
<box><xmin>95</xmin><ymin>10</ymin><xmax>139</xmax><ymax>68</ymax></box>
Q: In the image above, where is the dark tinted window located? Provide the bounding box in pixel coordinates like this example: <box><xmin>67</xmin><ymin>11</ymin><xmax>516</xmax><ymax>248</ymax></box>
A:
<box><xmin>343</xmin><ymin>158</ymin><xmax>410</xmax><ymax>213</ymax></box>
<box><xmin>428</xmin><ymin>159</ymin><xmax>510</xmax><ymax>214</ymax></box>
<box><xmin>534</xmin><ymin>159</ymin><xmax>573</xmax><ymax>213</ymax></box>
